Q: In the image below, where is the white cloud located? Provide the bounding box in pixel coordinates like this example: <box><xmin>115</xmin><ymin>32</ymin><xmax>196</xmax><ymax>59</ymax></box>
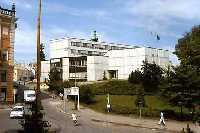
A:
<box><xmin>117</xmin><ymin>0</ymin><xmax>200</xmax><ymax>38</ymax></box>
<box><xmin>126</xmin><ymin>0</ymin><xmax>200</xmax><ymax>21</ymax></box>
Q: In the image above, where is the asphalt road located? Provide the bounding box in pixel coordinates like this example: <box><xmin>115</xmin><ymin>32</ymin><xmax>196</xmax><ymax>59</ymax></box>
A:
<box><xmin>0</xmin><ymin>107</ymin><xmax>23</xmax><ymax>133</ymax></box>
<box><xmin>0</xmin><ymin>82</ymin><xmax>172</xmax><ymax>133</ymax></box>
<box><xmin>42</xmin><ymin>97</ymin><xmax>172</xmax><ymax>133</ymax></box>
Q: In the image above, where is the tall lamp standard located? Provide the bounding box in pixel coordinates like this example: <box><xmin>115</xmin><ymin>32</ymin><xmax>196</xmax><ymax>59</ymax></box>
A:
<box><xmin>36</xmin><ymin>0</ymin><xmax>42</xmax><ymax>110</ymax></box>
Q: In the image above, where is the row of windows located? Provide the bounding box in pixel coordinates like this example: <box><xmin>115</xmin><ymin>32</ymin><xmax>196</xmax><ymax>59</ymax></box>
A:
<box><xmin>70</xmin><ymin>49</ymin><xmax>106</xmax><ymax>56</ymax></box>
<box><xmin>69</xmin><ymin>60</ymin><xmax>87</xmax><ymax>66</ymax></box>
<box><xmin>71</xmin><ymin>42</ymin><xmax>124</xmax><ymax>50</ymax></box>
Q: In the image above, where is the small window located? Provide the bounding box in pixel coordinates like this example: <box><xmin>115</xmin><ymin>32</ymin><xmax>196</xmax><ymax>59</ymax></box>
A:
<box><xmin>2</xmin><ymin>27</ymin><xmax>9</xmax><ymax>35</ymax></box>
<box><xmin>2</xmin><ymin>51</ymin><xmax>8</xmax><ymax>61</ymax></box>
<box><xmin>0</xmin><ymin>70</ymin><xmax>7</xmax><ymax>82</ymax></box>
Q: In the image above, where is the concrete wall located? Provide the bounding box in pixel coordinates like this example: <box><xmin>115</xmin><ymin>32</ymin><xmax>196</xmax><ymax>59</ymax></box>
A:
<box><xmin>41</xmin><ymin>61</ymin><xmax>50</xmax><ymax>82</ymax></box>
<box><xmin>106</xmin><ymin>48</ymin><xmax>169</xmax><ymax>79</ymax></box>
<box><xmin>49</xmin><ymin>39</ymin><xmax>69</xmax><ymax>59</ymax></box>
<box><xmin>87</xmin><ymin>56</ymin><xmax>108</xmax><ymax>81</ymax></box>
<box><xmin>62</xmin><ymin>58</ymin><xmax>69</xmax><ymax>81</ymax></box>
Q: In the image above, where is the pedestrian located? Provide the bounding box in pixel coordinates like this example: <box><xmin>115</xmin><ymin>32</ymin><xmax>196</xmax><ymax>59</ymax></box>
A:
<box><xmin>107</xmin><ymin>103</ymin><xmax>111</xmax><ymax>112</ymax></box>
<box><xmin>59</xmin><ymin>93</ymin><xmax>63</xmax><ymax>100</ymax></box>
<box><xmin>158</xmin><ymin>112</ymin><xmax>165</xmax><ymax>127</ymax></box>
<box><xmin>71</xmin><ymin>112</ymin><xmax>78</xmax><ymax>126</ymax></box>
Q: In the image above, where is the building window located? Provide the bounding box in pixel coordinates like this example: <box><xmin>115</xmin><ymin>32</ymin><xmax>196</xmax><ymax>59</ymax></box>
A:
<box><xmin>2</xmin><ymin>50</ymin><xmax>8</xmax><ymax>61</ymax></box>
<box><xmin>71</xmin><ymin>49</ymin><xmax>76</xmax><ymax>54</ymax></box>
<box><xmin>0</xmin><ymin>70</ymin><xmax>7</xmax><ymax>82</ymax></box>
<box><xmin>83</xmin><ymin>43</ymin><xmax>87</xmax><ymax>47</ymax></box>
<box><xmin>2</xmin><ymin>27</ymin><xmax>9</xmax><ymax>35</ymax></box>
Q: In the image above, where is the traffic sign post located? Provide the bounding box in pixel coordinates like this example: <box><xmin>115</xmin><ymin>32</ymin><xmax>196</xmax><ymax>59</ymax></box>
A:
<box><xmin>64</xmin><ymin>87</ymin><xmax>80</xmax><ymax>111</ymax></box>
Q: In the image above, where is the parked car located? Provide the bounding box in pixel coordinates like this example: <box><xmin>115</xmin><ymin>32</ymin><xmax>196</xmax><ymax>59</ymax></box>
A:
<box><xmin>10</xmin><ymin>105</ymin><xmax>24</xmax><ymax>119</ymax></box>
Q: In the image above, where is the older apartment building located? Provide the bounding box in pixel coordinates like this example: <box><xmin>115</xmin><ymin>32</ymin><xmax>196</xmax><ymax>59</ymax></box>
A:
<box><xmin>41</xmin><ymin>34</ymin><xmax>170</xmax><ymax>82</ymax></box>
<box><xmin>0</xmin><ymin>4</ymin><xmax>16</xmax><ymax>103</ymax></box>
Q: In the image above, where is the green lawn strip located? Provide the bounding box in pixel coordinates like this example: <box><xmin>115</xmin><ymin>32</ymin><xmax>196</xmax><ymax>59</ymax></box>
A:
<box><xmin>82</xmin><ymin>95</ymin><xmax>189</xmax><ymax>118</ymax></box>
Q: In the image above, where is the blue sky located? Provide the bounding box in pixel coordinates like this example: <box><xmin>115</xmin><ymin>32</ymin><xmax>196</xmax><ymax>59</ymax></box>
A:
<box><xmin>1</xmin><ymin>0</ymin><xmax>200</xmax><ymax>64</ymax></box>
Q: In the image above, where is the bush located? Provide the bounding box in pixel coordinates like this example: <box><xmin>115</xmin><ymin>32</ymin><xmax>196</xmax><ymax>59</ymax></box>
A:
<box><xmin>112</xmin><ymin>105</ymin><xmax>136</xmax><ymax>114</ymax></box>
<box><xmin>79</xmin><ymin>80</ymin><xmax>139</xmax><ymax>95</ymax></box>
<box><xmin>80</xmin><ymin>85</ymin><xmax>95</xmax><ymax>104</ymax></box>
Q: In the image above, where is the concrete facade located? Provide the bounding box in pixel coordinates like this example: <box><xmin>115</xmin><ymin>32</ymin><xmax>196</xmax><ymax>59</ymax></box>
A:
<box><xmin>42</xmin><ymin>37</ymin><xmax>170</xmax><ymax>82</ymax></box>
<box><xmin>41</xmin><ymin>60</ymin><xmax>50</xmax><ymax>82</ymax></box>
<box><xmin>106</xmin><ymin>48</ymin><xmax>169</xmax><ymax>79</ymax></box>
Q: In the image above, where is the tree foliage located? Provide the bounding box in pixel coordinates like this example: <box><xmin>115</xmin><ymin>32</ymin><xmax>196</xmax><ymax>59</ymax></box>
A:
<box><xmin>135</xmin><ymin>85</ymin><xmax>145</xmax><ymax>108</ymax></box>
<box><xmin>48</xmin><ymin>67</ymin><xmax>74</xmax><ymax>94</ymax></box>
<box><xmin>159</xmin><ymin>26</ymin><xmax>200</xmax><ymax>117</ymax></box>
<box><xmin>128</xmin><ymin>69</ymin><xmax>142</xmax><ymax>84</ymax></box>
<box><xmin>175</xmin><ymin>25</ymin><xmax>200</xmax><ymax>67</ymax></box>
<box><xmin>129</xmin><ymin>61</ymin><xmax>163</xmax><ymax>93</ymax></box>
<box><xmin>40</xmin><ymin>43</ymin><xmax>46</xmax><ymax>61</ymax></box>
<box><xmin>142</xmin><ymin>61</ymin><xmax>163</xmax><ymax>92</ymax></box>
<box><xmin>48</xmin><ymin>67</ymin><xmax>62</xmax><ymax>93</ymax></box>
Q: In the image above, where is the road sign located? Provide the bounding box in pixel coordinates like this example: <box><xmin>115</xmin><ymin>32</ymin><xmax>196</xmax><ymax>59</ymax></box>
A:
<box><xmin>64</xmin><ymin>87</ymin><xmax>80</xmax><ymax>110</ymax></box>
<box><xmin>64</xmin><ymin>87</ymin><xmax>79</xmax><ymax>96</ymax></box>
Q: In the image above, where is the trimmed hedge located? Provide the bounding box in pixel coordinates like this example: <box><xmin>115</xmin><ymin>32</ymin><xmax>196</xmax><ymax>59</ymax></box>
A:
<box><xmin>79</xmin><ymin>80</ymin><xmax>139</xmax><ymax>95</ymax></box>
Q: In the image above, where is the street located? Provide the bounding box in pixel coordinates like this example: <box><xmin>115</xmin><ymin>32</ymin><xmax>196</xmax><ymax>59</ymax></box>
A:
<box><xmin>0</xmin><ymin>83</ymin><xmax>187</xmax><ymax>133</ymax></box>
<box><xmin>42</xmin><ymin>97</ymin><xmax>172</xmax><ymax>133</ymax></box>
<box><xmin>0</xmin><ymin>107</ymin><xmax>22</xmax><ymax>133</ymax></box>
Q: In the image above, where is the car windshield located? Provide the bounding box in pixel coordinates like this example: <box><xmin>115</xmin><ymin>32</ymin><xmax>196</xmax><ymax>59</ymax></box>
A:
<box><xmin>27</xmin><ymin>94</ymin><xmax>35</xmax><ymax>97</ymax></box>
<box><xmin>13</xmin><ymin>107</ymin><xmax>23</xmax><ymax>111</ymax></box>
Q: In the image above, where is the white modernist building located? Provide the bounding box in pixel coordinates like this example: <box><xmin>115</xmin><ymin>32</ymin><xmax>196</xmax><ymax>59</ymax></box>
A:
<box><xmin>41</xmin><ymin>36</ymin><xmax>170</xmax><ymax>82</ymax></box>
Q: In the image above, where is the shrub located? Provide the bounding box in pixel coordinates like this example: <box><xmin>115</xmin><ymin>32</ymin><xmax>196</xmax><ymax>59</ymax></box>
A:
<box><xmin>80</xmin><ymin>85</ymin><xmax>95</xmax><ymax>104</ymax></box>
<box><xmin>79</xmin><ymin>80</ymin><xmax>139</xmax><ymax>95</ymax></box>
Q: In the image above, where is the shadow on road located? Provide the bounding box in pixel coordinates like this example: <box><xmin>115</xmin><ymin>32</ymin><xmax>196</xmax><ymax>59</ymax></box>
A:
<box><xmin>4</xmin><ymin>129</ymin><xmax>23</xmax><ymax>133</ymax></box>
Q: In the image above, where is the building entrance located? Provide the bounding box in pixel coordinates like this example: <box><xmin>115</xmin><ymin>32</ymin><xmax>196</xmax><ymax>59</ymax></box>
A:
<box><xmin>108</xmin><ymin>70</ymin><xmax>118</xmax><ymax>79</ymax></box>
<box><xmin>0</xmin><ymin>88</ymin><xmax>6</xmax><ymax>102</ymax></box>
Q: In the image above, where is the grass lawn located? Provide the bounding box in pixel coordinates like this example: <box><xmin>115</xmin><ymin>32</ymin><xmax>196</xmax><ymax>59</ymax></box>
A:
<box><xmin>83</xmin><ymin>95</ymin><xmax>189</xmax><ymax>118</ymax></box>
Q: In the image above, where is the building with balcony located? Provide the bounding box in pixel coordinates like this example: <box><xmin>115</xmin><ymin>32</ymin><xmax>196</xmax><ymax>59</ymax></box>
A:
<box><xmin>42</xmin><ymin>34</ymin><xmax>170</xmax><ymax>82</ymax></box>
<box><xmin>0</xmin><ymin>4</ymin><xmax>16</xmax><ymax>103</ymax></box>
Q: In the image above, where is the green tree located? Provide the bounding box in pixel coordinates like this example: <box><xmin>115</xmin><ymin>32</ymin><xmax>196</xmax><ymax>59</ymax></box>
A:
<box><xmin>168</xmin><ymin>65</ymin><xmax>200</xmax><ymax>108</ymax></box>
<box><xmin>40</xmin><ymin>43</ymin><xmax>46</xmax><ymax>61</ymax></box>
<box><xmin>135</xmin><ymin>86</ymin><xmax>145</xmax><ymax>107</ymax></box>
<box><xmin>160</xmin><ymin>65</ymin><xmax>176</xmax><ymax>97</ymax></box>
<box><xmin>141</xmin><ymin>61</ymin><xmax>163</xmax><ymax>92</ymax></box>
<box><xmin>48</xmin><ymin>67</ymin><xmax>62</xmax><ymax>93</ymax></box>
<box><xmin>173</xmin><ymin>25</ymin><xmax>200</xmax><ymax>116</ymax></box>
<box><xmin>80</xmin><ymin>85</ymin><xmax>95</xmax><ymax>104</ymax></box>
<box><xmin>128</xmin><ymin>69</ymin><xmax>142</xmax><ymax>84</ymax></box>
<box><xmin>175</xmin><ymin>25</ymin><xmax>200</xmax><ymax>67</ymax></box>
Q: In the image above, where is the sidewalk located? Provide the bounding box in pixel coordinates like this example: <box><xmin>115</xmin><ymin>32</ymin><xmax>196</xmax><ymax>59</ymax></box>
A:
<box><xmin>50</xmin><ymin>98</ymin><xmax>200</xmax><ymax>133</ymax></box>
<box><xmin>0</xmin><ymin>103</ymin><xmax>12</xmax><ymax>110</ymax></box>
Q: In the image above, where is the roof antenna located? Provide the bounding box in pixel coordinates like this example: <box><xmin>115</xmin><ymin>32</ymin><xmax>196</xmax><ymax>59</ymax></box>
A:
<box><xmin>91</xmin><ymin>30</ymin><xmax>98</xmax><ymax>42</ymax></box>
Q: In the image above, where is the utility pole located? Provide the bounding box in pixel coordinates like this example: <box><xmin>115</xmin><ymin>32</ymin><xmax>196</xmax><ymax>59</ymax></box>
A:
<box><xmin>36</xmin><ymin>0</ymin><xmax>42</xmax><ymax>110</ymax></box>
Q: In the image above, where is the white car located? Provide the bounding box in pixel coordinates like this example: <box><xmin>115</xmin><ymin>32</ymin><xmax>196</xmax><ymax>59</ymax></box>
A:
<box><xmin>10</xmin><ymin>105</ymin><xmax>24</xmax><ymax>119</ymax></box>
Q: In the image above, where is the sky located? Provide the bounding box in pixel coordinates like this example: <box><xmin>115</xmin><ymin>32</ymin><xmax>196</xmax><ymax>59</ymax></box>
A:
<box><xmin>1</xmin><ymin>0</ymin><xmax>200</xmax><ymax>65</ymax></box>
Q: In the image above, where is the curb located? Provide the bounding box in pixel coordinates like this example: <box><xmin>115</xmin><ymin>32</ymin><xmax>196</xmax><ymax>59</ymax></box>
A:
<box><xmin>91</xmin><ymin>118</ymin><xmax>177</xmax><ymax>132</ymax></box>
